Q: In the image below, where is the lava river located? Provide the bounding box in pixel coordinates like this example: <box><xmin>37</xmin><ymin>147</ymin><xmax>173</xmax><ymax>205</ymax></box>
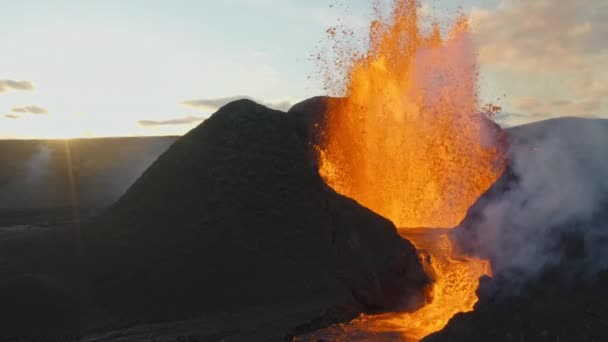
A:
<box><xmin>308</xmin><ymin>1</ymin><xmax>506</xmax><ymax>341</ymax></box>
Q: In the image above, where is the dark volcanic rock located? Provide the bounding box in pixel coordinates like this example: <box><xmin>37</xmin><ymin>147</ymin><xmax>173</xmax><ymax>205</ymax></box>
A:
<box><xmin>0</xmin><ymin>224</ymin><xmax>94</xmax><ymax>340</ymax></box>
<box><xmin>0</xmin><ymin>274</ymin><xmax>82</xmax><ymax>338</ymax></box>
<box><xmin>287</xmin><ymin>96</ymin><xmax>338</xmax><ymax>169</ymax></box>
<box><xmin>288</xmin><ymin>96</ymin><xmax>333</xmax><ymax>146</ymax></box>
<box><xmin>79</xmin><ymin>99</ymin><xmax>427</xmax><ymax>339</ymax></box>
<box><xmin>423</xmin><ymin>270</ymin><xmax>608</xmax><ymax>342</ymax></box>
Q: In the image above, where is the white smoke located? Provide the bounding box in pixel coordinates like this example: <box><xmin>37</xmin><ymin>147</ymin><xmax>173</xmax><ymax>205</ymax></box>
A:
<box><xmin>0</xmin><ymin>144</ymin><xmax>54</xmax><ymax>209</ymax></box>
<box><xmin>23</xmin><ymin>145</ymin><xmax>52</xmax><ymax>184</ymax></box>
<box><xmin>457</xmin><ymin>117</ymin><xmax>608</xmax><ymax>285</ymax></box>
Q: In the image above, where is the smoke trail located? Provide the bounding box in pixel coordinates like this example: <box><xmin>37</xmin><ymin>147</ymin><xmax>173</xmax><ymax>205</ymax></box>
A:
<box><xmin>0</xmin><ymin>144</ymin><xmax>54</xmax><ymax>209</ymax></box>
<box><xmin>24</xmin><ymin>145</ymin><xmax>52</xmax><ymax>184</ymax></box>
<box><xmin>454</xmin><ymin>117</ymin><xmax>608</xmax><ymax>287</ymax></box>
<box><xmin>0</xmin><ymin>138</ymin><xmax>175</xmax><ymax>211</ymax></box>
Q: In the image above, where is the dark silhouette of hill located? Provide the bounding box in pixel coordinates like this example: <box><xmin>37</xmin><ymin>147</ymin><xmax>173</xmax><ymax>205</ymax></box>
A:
<box><xmin>72</xmin><ymin>99</ymin><xmax>428</xmax><ymax>340</ymax></box>
<box><xmin>13</xmin><ymin>98</ymin><xmax>607</xmax><ymax>341</ymax></box>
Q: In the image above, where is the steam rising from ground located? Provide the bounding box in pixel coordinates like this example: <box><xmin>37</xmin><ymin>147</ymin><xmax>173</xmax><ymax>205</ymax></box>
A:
<box><xmin>0</xmin><ymin>139</ymin><xmax>174</xmax><ymax>210</ymax></box>
<box><xmin>459</xmin><ymin>117</ymin><xmax>608</xmax><ymax>285</ymax></box>
<box><xmin>0</xmin><ymin>145</ymin><xmax>54</xmax><ymax>208</ymax></box>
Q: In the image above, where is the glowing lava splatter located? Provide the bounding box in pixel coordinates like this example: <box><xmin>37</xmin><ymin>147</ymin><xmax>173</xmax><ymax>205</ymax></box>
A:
<box><xmin>313</xmin><ymin>0</ymin><xmax>505</xmax><ymax>341</ymax></box>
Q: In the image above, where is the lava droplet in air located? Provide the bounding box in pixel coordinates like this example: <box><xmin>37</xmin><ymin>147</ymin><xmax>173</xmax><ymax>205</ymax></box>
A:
<box><xmin>311</xmin><ymin>1</ymin><xmax>505</xmax><ymax>341</ymax></box>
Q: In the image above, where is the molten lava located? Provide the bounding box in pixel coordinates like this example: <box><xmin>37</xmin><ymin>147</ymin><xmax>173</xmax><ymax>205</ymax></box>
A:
<box><xmin>319</xmin><ymin>2</ymin><xmax>501</xmax><ymax>229</ymax></box>
<box><xmin>315</xmin><ymin>1</ymin><xmax>505</xmax><ymax>341</ymax></box>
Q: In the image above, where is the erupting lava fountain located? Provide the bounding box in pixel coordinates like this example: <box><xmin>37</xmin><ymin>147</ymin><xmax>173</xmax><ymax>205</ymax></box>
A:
<box><xmin>315</xmin><ymin>1</ymin><xmax>506</xmax><ymax>340</ymax></box>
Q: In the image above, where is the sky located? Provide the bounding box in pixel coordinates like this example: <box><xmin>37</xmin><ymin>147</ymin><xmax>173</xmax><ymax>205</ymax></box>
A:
<box><xmin>1</xmin><ymin>0</ymin><xmax>606</xmax><ymax>138</ymax></box>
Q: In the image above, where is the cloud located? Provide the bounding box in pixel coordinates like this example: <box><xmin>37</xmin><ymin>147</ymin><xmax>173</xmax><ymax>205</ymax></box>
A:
<box><xmin>0</xmin><ymin>80</ymin><xmax>35</xmax><ymax>93</ymax></box>
<box><xmin>180</xmin><ymin>96</ymin><xmax>295</xmax><ymax>112</ymax></box>
<box><xmin>11</xmin><ymin>105</ymin><xmax>48</xmax><ymax>115</ymax></box>
<box><xmin>513</xmin><ymin>96</ymin><xmax>602</xmax><ymax>118</ymax></box>
<box><xmin>4</xmin><ymin>114</ymin><xmax>20</xmax><ymax>119</ymax></box>
<box><xmin>472</xmin><ymin>0</ymin><xmax>608</xmax><ymax>71</ymax></box>
<box><xmin>137</xmin><ymin>115</ymin><xmax>206</xmax><ymax>127</ymax></box>
<box><xmin>472</xmin><ymin>0</ymin><xmax>608</xmax><ymax>120</ymax></box>
<box><xmin>246</xmin><ymin>49</ymin><xmax>271</xmax><ymax>58</ymax></box>
<box><xmin>513</xmin><ymin>97</ymin><xmax>542</xmax><ymax>112</ymax></box>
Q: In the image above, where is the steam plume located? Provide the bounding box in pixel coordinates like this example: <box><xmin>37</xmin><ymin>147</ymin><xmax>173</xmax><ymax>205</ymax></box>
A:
<box><xmin>457</xmin><ymin>117</ymin><xmax>608</xmax><ymax>286</ymax></box>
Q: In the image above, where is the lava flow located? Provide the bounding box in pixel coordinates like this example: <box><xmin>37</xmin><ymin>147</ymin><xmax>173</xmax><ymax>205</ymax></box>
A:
<box><xmin>314</xmin><ymin>1</ymin><xmax>505</xmax><ymax>341</ymax></box>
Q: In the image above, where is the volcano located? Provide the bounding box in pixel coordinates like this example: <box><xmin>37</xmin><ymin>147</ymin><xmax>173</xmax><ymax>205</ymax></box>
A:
<box><xmin>72</xmin><ymin>99</ymin><xmax>429</xmax><ymax>340</ymax></box>
<box><xmin>1</xmin><ymin>99</ymin><xmax>607</xmax><ymax>341</ymax></box>
<box><xmin>2</xmin><ymin>0</ymin><xmax>607</xmax><ymax>340</ymax></box>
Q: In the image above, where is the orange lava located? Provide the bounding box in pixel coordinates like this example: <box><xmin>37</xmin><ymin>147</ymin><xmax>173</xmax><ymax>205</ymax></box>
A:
<box><xmin>341</xmin><ymin>229</ymin><xmax>493</xmax><ymax>341</ymax></box>
<box><xmin>316</xmin><ymin>1</ymin><xmax>505</xmax><ymax>341</ymax></box>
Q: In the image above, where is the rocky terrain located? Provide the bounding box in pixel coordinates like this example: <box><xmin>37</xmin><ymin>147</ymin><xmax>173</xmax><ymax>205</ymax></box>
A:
<box><xmin>0</xmin><ymin>99</ymin><xmax>428</xmax><ymax>341</ymax></box>
<box><xmin>1</xmin><ymin>97</ymin><xmax>607</xmax><ymax>341</ymax></box>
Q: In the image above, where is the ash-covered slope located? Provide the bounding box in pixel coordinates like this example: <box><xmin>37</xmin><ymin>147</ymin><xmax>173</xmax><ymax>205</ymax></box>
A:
<box><xmin>81</xmin><ymin>99</ymin><xmax>427</xmax><ymax>339</ymax></box>
<box><xmin>426</xmin><ymin>117</ymin><xmax>608</xmax><ymax>341</ymax></box>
